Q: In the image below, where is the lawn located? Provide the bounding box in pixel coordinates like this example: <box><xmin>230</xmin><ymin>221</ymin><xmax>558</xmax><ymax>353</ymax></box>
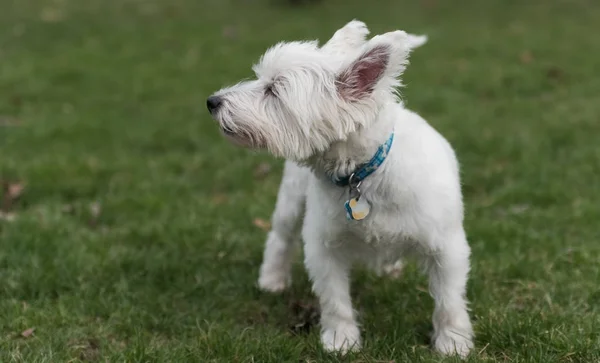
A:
<box><xmin>1</xmin><ymin>0</ymin><xmax>599</xmax><ymax>361</ymax></box>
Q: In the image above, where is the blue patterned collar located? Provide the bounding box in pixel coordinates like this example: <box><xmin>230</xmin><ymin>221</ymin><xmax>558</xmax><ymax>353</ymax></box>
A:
<box><xmin>331</xmin><ymin>132</ymin><xmax>395</xmax><ymax>187</ymax></box>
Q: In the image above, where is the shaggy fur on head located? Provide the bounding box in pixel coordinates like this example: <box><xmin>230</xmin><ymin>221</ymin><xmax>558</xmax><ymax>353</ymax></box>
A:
<box><xmin>210</xmin><ymin>22</ymin><xmax>414</xmax><ymax>162</ymax></box>
<box><xmin>208</xmin><ymin>20</ymin><xmax>474</xmax><ymax>358</ymax></box>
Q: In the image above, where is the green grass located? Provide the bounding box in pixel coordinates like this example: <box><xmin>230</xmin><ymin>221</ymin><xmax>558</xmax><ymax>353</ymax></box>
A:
<box><xmin>1</xmin><ymin>0</ymin><xmax>600</xmax><ymax>361</ymax></box>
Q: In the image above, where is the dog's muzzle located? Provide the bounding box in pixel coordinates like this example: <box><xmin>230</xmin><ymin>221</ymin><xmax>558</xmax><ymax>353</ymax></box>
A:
<box><xmin>206</xmin><ymin>95</ymin><xmax>233</xmax><ymax>135</ymax></box>
<box><xmin>206</xmin><ymin>95</ymin><xmax>223</xmax><ymax>114</ymax></box>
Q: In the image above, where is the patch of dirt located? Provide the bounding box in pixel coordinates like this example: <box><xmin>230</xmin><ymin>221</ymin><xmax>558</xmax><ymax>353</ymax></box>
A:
<box><xmin>252</xmin><ymin>218</ymin><xmax>271</xmax><ymax>232</ymax></box>
<box><xmin>288</xmin><ymin>299</ymin><xmax>320</xmax><ymax>335</ymax></box>
<box><xmin>69</xmin><ymin>338</ymin><xmax>101</xmax><ymax>362</ymax></box>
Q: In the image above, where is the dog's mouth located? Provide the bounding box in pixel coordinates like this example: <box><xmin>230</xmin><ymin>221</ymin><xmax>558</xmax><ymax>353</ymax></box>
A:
<box><xmin>220</xmin><ymin>125</ymin><xmax>235</xmax><ymax>136</ymax></box>
<box><xmin>219</xmin><ymin>124</ymin><xmax>266</xmax><ymax>150</ymax></box>
<box><xmin>220</xmin><ymin>124</ymin><xmax>254</xmax><ymax>148</ymax></box>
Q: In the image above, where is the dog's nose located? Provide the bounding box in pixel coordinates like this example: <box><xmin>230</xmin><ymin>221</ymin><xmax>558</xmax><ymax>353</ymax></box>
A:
<box><xmin>206</xmin><ymin>96</ymin><xmax>223</xmax><ymax>113</ymax></box>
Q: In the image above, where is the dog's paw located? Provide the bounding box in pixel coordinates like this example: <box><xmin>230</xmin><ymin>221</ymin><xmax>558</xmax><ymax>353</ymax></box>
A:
<box><xmin>382</xmin><ymin>260</ymin><xmax>404</xmax><ymax>279</ymax></box>
<box><xmin>321</xmin><ymin>324</ymin><xmax>361</xmax><ymax>355</ymax></box>
<box><xmin>257</xmin><ymin>269</ymin><xmax>290</xmax><ymax>293</ymax></box>
<box><xmin>433</xmin><ymin>330</ymin><xmax>473</xmax><ymax>358</ymax></box>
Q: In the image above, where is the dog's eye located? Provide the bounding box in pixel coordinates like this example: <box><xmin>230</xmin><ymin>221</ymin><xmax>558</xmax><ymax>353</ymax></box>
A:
<box><xmin>265</xmin><ymin>85</ymin><xmax>276</xmax><ymax>97</ymax></box>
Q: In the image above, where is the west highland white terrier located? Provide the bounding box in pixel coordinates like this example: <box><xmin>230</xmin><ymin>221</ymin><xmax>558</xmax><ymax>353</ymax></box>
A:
<box><xmin>207</xmin><ymin>20</ymin><xmax>474</xmax><ymax>357</ymax></box>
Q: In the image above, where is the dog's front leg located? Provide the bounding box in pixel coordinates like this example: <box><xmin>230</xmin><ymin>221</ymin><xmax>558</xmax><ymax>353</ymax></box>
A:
<box><xmin>426</xmin><ymin>228</ymin><xmax>474</xmax><ymax>357</ymax></box>
<box><xmin>303</xmin><ymin>230</ymin><xmax>360</xmax><ymax>354</ymax></box>
<box><xmin>258</xmin><ymin>162</ymin><xmax>307</xmax><ymax>292</ymax></box>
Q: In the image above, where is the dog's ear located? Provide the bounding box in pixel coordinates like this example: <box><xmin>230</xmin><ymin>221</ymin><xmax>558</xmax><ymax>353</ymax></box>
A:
<box><xmin>406</xmin><ymin>33</ymin><xmax>428</xmax><ymax>50</ymax></box>
<box><xmin>336</xmin><ymin>44</ymin><xmax>390</xmax><ymax>100</ymax></box>
<box><xmin>321</xmin><ymin>20</ymin><xmax>370</xmax><ymax>56</ymax></box>
<box><xmin>337</xmin><ymin>30</ymin><xmax>411</xmax><ymax>100</ymax></box>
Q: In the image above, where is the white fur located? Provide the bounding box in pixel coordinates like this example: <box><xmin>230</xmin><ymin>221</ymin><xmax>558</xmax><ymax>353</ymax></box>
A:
<box><xmin>209</xmin><ymin>20</ymin><xmax>473</xmax><ymax>357</ymax></box>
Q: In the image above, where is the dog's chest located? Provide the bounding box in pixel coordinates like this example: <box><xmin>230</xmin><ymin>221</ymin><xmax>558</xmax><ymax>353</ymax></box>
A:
<box><xmin>345</xmin><ymin>199</ymin><xmax>414</xmax><ymax>246</ymax></box>
<box><xmin>308</xmin><ymin>180</ymin><xmax>417</xmax><ymax>247</ymax></box>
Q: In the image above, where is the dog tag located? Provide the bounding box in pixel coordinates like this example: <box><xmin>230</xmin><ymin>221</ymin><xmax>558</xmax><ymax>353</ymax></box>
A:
<box><xmin>345</xmin><ymin>196</ymin><xmax>371</xmax><ymax>221</ymax></box>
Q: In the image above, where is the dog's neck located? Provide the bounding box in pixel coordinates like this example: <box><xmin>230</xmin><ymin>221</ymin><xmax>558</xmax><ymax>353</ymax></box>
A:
<box><xmin>307</xmin><ymin>104</ymin><xmax>396</xmax><ymax>182</ymax></box>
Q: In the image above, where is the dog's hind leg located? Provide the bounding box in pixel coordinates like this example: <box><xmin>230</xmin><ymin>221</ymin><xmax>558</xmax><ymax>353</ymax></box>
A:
<box><xmin>258</xmin><ymin>161</ymin><xmax>307</xmax><ymax>292</ymax></box>
<box><xmin>381</xmin><ymin>259</ymin><xmax>405</xmax><ymax>279</ymax></box>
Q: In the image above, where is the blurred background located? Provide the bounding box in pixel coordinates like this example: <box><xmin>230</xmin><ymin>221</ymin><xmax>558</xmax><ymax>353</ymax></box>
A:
<box><xmin>1</xmin><ymin>0</ymin><xmax>599</xmax><ymax>361</ymax></box>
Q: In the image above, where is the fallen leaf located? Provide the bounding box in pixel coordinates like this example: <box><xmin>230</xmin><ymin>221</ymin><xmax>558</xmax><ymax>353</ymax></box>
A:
<box><xmin>520</xmin><ymin>51</ymin><xmax>533</xmax><ymax>64</ymax></box>
<box><xmin>21</xmin><ymin>328</ymin><xmax>35</xmax><ymax>338</ymax></box>
<box><xmin>253</xmin><ymin>162</ymin><xmax>272</xmax><ymax>179</ymax></box>
<box><xmin>252</xmin><ymin>218</ymin><xmax>271</xmax><ymax>231</ymax></box>
<box><xmin>1</xmin><ymin>180</ymin><xmax>25</xmax><ymax>214</ymax></box>
<box><xmin>8</xmin><ymin>183</ymin><xmax>24</xmax><ymax>199</ymax></box>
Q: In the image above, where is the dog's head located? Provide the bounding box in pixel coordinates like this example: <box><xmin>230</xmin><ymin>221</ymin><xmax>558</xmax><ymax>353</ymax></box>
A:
<box><xmin>207</xmin><ymin>20</ymin><xmax>427</xmax><ymax>161</ymax></box>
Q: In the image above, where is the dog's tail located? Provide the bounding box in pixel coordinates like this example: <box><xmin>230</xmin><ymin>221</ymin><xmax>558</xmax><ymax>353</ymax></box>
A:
<box><xmin>406</xmin><ymin>34</ymin><xmax>428</xmax><ymax>50</ymax></box>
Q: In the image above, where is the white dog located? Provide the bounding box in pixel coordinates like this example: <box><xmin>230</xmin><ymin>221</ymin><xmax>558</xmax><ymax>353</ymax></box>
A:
<box><xmin>207</xmin><ymin>20</ymin><xmax>474</xmax><ymax>357</ymax></box>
